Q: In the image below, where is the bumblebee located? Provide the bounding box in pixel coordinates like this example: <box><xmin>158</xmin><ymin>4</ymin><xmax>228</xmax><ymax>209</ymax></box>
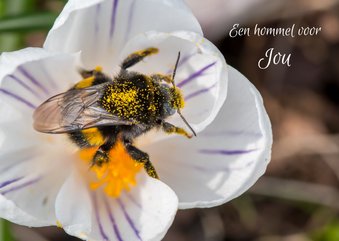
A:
<box><xmin>33</xmin><ymin>48</ymin><xmax>196</xmax><ymax>179</ymax></box>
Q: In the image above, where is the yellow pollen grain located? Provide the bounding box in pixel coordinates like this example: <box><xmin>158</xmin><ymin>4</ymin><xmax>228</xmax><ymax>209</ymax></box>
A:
<box><xmin>114</xmin><ymin>89</ymin><xmax>137</xmax><ymax>103</ymax></box>
<box><xmin>148</xmin><ymin>103</ymin><xmax>157</xmax><ymax>112</ymax></box>
<box><xmin>173</xmin><ymin>87</ymin><xmax>185</xmax><ymax>109</ymax></box>
<box><xmin>78</xmin><ymin>141</ymin><xmax>143</xmax><ymax>198</ymax></box>
<box><xmin>94</xmin><ymin>66</ymin><xmax>103</xmax><ymax>72</ymax></box>
<box><xmin>56</xmin><ymin>220</ymin><xmax>63</xmax><ymax>228</ymax></box>
<box><xmin>102</xmin><ymin>84</ymin><xmax>143</xmax><ymax>119</ymax></box>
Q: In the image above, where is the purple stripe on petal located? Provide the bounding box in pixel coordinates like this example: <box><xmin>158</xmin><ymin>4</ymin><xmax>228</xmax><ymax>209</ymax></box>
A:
<box><xmin>18</xmin><ymin>66</ymin><xmax>49</xmax><ymax>95</ymax></box>
<box><xmin>110</xmin><ymin>0</ymin><xmax>119</xmax><ymax>39</ymax></box>
<box><xmin>104</xmin><ymin>197</ymin><xmax>123</xmax><ymax>241</ymax></box>
<box><xmin>185</xmin><ymin>83</ymin><xmax>217</xmax><ymax>101</ymax></box>
<box><xmin>0</xmin><ymin>151</ymin><xmax>36</xmax><ymax>175</ymax></box>
<box><xmin>199</xmin><ymin>149</ymin><xmax>257</xmax><ymax>155</ymax></box>
<box><xmin>177</xmin><ymin>62</ymin><xmax>217</xmax><ymax>88</ymax></box>
<box><xmin>124</xmin><ymin>0</ymin><xmax>136</xmax><ymax>41</ymax></box>
<box><xmin>201</xmin><ymin>131</ymin><xmax>263</xmax><ymax>138</ymax></box>
<box><xmin>7</xmin><ymin>75</ymin><xmax>43</xmax><ymax>99</ymax></box>
<box><xmin>126</xmin><ymin>193</ymin><xmax>142</xmax><ymax>209</ymax></box>
<box><xmin>93</xmin><ymin>193</ymin><xmax>109</xmax><ymax>241</ymax></box>
<box><xmin>0</xmin><ymin>88</ymin><xmax>36</xmax><ymax>109</ymax></box>
<box><xmin>117</xmin><ymin>198</ymin><xmax>142</xmax><ymax>241</ymax></box>
<box><xmin>95</xmin><ymin>4</ymin><xmax>101</xmax><ymax>34</ymax></box>
<box><xmin>167</xmin><ymin>53</ymin><xmax>195</xmax><ymax>74</ymax></box>
<box><xmin>189</xmin><ymin>164</ymin><xmax>230</xmax><ymax>173</ymax></box>
<box><xmin>189</xmin><ymin>160</ymin><xmax>254</xmax><ymax>172</ymax></box>
<box><xmin>0</xmin><ymin>177</ymin><xmax>23</xmax><ymax>189</ymax></box>
<box><xmin>40</xmin><ymin>65</ymin><xmax>58</xmax><ymax>90</ymax></box>
<box><xmin>178</xmin><ymin>53</ymin><xmax>195</xmax><ymax>69</ymax></box>
<box><xmin>1</xmin><ymin>177</ymin><xmax>41</xmax><ymax>195</ymax></box>
<box><xmin>0</xmin><ymin>161</ymin><xmax>26</xmax><ymax>175</ymax></box>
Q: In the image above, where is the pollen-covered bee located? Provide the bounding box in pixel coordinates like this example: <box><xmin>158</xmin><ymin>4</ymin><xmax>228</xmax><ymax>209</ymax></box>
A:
<box><xmin>33</xmin><ymin>48</ymin><xmax>196</xmax><ymax>179</ymax></box>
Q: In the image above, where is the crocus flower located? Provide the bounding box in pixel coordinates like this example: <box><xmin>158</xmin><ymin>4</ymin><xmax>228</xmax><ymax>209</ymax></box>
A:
<box><xmin>0</xmin><ymin>0</ymin><xmax>272</xmax><ymax>240</ymax></box>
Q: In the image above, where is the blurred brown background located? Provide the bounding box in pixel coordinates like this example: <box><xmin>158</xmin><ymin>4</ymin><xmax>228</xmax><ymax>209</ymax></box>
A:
<box><xmin>165</xmin><ymin>1</ymin><xmax>339</xmax><ymax>241</ymax></box>
<box><xmin>1</xmin><ymin>0</ymin><xmax>339</xmax><ymax>240</ymax></box>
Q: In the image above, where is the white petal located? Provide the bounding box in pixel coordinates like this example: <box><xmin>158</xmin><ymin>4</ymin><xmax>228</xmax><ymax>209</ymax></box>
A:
<box><xmin>144</xmin><ymin>65</ymin><xmax>272</xmax><ymax>208</ymax></box>
<box><xmin>0</xmin><ymin>48</ymin><xmax>80</xmax><ymax>116</ymax></box>
<box><xmin>44</xmin><ymin>0</ymin><xmax>202</xmax><ymax>70</ymax></box>
<box><xmin>0</xmin><ymin>147</ymin><xmax>72</xmax><ymax>226</ymax></box>
<box><xmin>77</xmin><ymin>174</ymin><xmax>178</xmax><ymax>241</ymax></box>
<box><xmin>0</xmin><ymin>47</ymin><xmax>79</xmax><ymax>225</ymax></box>
<box><xmin>121</xmin><ymin>31</ymin><xmax>227</xmax><ymax>138</ymax></box>
<box><xmin>55</xmin><ymin>169</ymin><xmax>92</xmax><ymax>238</ymax></box>
<box><xmin>0</xmin><ymin>48</ymin><xmax>81</xmax><ymax>166</ymax></box>
<box><xmin>0</xmin><ymin>47</ymin><xmax>59</xmax><ymax>80</ymax></box>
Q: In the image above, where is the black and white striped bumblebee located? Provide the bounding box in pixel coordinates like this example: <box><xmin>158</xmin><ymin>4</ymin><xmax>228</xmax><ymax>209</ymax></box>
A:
<box><xmin>33</xmin><ymin>48</ymin><xmax>196</xmax><ymax>179</ymax></box>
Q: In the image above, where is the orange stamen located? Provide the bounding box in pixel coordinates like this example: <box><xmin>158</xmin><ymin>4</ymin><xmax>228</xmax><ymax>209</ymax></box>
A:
<box><xmin>78</xmin><ymin>141</ymin><xmax>142</xmax><ymax>197</ymax></box>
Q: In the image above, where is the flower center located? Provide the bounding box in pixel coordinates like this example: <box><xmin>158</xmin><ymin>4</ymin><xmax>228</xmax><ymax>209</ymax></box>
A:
<box><xmin>78</xmin><ymin>141</ymin><xmax>143</xmax><ymax>197</ymax></box>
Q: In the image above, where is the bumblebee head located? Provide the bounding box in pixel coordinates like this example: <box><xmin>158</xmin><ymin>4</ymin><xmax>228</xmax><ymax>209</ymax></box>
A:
<box><xmin>170</xmin><ymin>86</ymin><xmax>184</xmax><ymax>111</ymax></box>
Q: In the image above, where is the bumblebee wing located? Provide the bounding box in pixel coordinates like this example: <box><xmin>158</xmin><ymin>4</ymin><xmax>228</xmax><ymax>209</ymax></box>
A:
<box><xmin>33</xmin><ymin>84</ymin><xmax>132</xmax><ymax>133</ymax></box>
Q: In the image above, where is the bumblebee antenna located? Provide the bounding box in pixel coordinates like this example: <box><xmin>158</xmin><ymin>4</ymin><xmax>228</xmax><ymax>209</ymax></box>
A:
<box><xmin>178</xmin><ymin>109</ymin><xmax>197</xmax><ymax>136</ymax></box>
<box><xmin>172</xmin><ymin>52</ymin><xmax>197</xmax><ymax>137</ymax></box>
<box><xmin>171</xmin><ymin>51</ymin><xmax>181</xmax><ymax>84</ymax></box>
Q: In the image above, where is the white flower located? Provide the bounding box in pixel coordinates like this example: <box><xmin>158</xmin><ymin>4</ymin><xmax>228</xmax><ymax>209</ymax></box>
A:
<box><xmin>0</xmin><ymin>0</ymin><xmax>272</xmax><ymax>241</ymax></box>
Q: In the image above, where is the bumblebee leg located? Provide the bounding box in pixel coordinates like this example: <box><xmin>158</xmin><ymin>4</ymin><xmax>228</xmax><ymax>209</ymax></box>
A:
<box><xmin>124</xmin><ymin>142</ymin><xmax>159</xmax><ymax>179</ymax></box>
<box><xmin>150</xmin><ymin>74</ymin><xmax>172</xmax><ymax>84</ymax></box>
<box><xmin>79</xmin><ymin>66</ymin><xmax>104</xmax><ymax>79</ymax></box>
<box><xmin>75</xmin><ymin>66</ymin><xmax>111</xmax><ymax>89</ymax></box>
<box><xmin>92</xmin><ymin>148</ymin><xmax>109</xmax><ymax>167</ymax></box>
<box><xmin>162</xmin><ymin>121</ymin><xmax>193</xmax><ymax>139</ymax></box>
<box><xmin>91</xmin><ymin>130</ymin><xmax>117</xmax><ymax>167</ymax></box>
<box><xmin>121</xmin><ymin>47</ymin><xmax>159</xmax><ymax>70</ymax></box>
